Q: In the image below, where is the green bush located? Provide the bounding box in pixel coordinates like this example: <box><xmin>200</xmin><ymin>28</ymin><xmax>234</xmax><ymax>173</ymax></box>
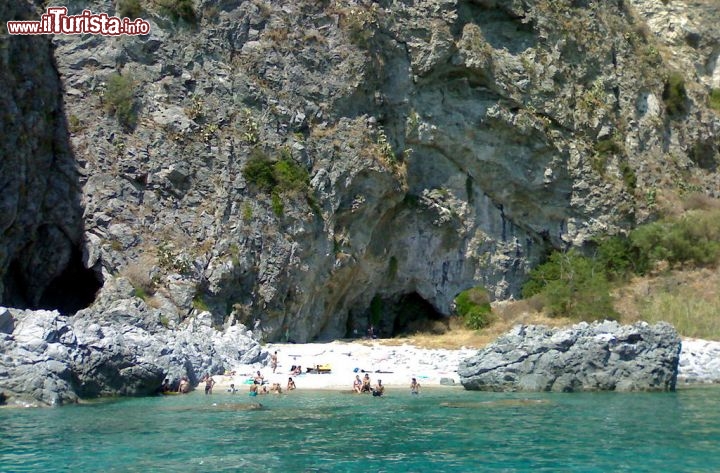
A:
<box><xmin>243</xmin><ymin>149</ymin><xmax>310</xmax><ymax>193</ymax></box>
<box><xmin>630</xmin><ymin>210</ymin><xmax>720</xmax><ymax>269</ymax></box>
<box><xmin>271</xmin><ymin>192</ymin><xmax>284</xmax><ymax>217</ymax></box>
<box><xmin>273</xmin><ymin>158</ymin><xmax>309</xmax><ymax>193</ymax></box>
<box><xmin>118</xmin><ymin>0</ymin><xmax>143</xmax><ymax>19</ymax></box>
<box><xmin>593</xmin><ymin>138</ymin><xmax>623</xmax><ymax>157</ymax></box>
<box><xmin>104</xmin><ymin>73</ymin><xmax>137</xmax><ymax>130</ymax></box>
<box><xmin>243</xmin><ymin>149</ymin><xmax>277</xmax><ymax>191</ymax></box>
<box><xmin>522</xmin><ymin>250</ymin><xmax>617</xmax><ymax>321</ymax></box>
<box><xmin>710</xmin><ymin>89</ymin><xmax>720</xmax><ymax>112</ymax></box>
<box><xmin>593</xmin><ymin>235</ymin><xmax>648</xmax><ymax>279</ymax></box>
<box><xmin>243</xmin><ymin>148</ymin><xmax>311</xmax><ymax>202</ymax></box>
<box><xmin>454</xmin><ymin>286</ymin><xmax>493</xmax><ymax>329</ymax></box>
<box><xmin>619</xmin><ymin>161</ymin><xmax>637</xmax><ymax>190</ymax></box>
<box><xmin>158</xmin><ymin>0</ymin><xmax>197</xmax><ymax>23</ymax></box>
<box><xmin>192</xmin><ymin>294</ymin><xmax>210</xmax><ymax>312</ymax></box>
<box><xmin>663</xmin><ymin>72</ymin><xmax>688</xmax><ymax>117</ymax></box>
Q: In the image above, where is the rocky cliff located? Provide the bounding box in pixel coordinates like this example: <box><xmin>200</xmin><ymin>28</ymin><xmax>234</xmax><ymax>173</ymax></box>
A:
<box><xmin>2</xmin><ymin>0</ymin><xmax>719</xmax><ymax>344</ymax></box>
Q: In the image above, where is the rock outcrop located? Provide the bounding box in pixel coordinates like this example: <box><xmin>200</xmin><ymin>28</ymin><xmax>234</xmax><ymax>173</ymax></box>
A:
<box><xmin>0</xmin><ymin>279</ymin><xmax>263</xmax><ymax>407</ymax></box>
<box><xmin>3</xmin><ymin>1</ymin><xmax>720</xmax><ymax>342</ymax></box>
<box><xmin>459</xmin><ymin>321</ymin><xmax>681</xmax><ymax>392</ymax></box>
<box><xmin>1</xmin><ymin>0</ymin><xmax>703</xmax><ymax>343</ymax></box>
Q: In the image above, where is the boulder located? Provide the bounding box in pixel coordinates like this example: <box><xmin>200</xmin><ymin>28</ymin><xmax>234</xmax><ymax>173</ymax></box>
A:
<box><xmin>0</xmin><ymin>308</ymin><xmax>14</xmax><ymax>334</ymax></box>
<box><xmin>0</xmin><ymin>300</ymin><xmax>264</xmax><ymax>406</ymax></box>
<box><xmin>458</xmin><ymin>321</ymin><xmax>681</xmax><ymax>392</ymax></box>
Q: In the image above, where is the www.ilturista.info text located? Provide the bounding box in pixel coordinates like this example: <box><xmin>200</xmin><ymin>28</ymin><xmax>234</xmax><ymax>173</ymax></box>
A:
<box><xmin>6</xmin><ymin>7</ymin><xmax>150</xmax><ymax>36</ymax></box>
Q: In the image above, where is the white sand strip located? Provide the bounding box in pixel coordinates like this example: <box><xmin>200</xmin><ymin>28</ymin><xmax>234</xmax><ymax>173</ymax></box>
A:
<box><xmin>212</xmin><ymin>340</ymin><xmax>477</xmax><ymax>392</ymax></box>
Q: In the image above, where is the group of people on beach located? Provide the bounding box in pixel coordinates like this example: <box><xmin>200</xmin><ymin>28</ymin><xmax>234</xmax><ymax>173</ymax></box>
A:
<box><xmin>351</xmin><ymin>373</ymin><xmax>420</xmax><ymax>396</ymax></box>
<box><xmin>248</xmin><ymin>374</ymin><xmax>297</xmax><ymax>396</ymax></box>
<box><xmin>162</xmin><ymin>350</ymin><xmax>423</xmax><ymax>397</ymax></box>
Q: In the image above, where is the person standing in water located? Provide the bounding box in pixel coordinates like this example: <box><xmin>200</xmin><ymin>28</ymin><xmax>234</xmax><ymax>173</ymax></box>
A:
<box><xmin>410</xmin><ymin>378</ymin><xmax>420</xmax><ymax>395</ymax></box>
<box><xmin>204</xmin><ymin>374</ymin><xmax>215</xmax><ymax>395</ymax></box>
<box><xmin>270</xmin><ymin>351</ymin><xmax>278</xmax><ymax>374</ymax></box>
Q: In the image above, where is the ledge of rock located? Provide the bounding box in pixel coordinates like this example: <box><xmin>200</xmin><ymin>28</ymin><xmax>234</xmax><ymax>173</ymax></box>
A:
<box><xmin>458</xmin><ymin>321</ymin><xmax>681</xmax><ymax>392</ymax></box>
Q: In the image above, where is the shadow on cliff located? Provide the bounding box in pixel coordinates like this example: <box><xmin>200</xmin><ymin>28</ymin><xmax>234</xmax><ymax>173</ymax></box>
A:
<box><xmin>0</xmin><ymin>2</ymin><xmax>102</xmax><ymax>314</ymax></box>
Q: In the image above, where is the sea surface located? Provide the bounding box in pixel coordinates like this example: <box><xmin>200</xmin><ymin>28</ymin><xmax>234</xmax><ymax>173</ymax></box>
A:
<box><xmin>1</xmin><ymin>386</ymin><xmax>719</xmax><ymax>472</ymax></box>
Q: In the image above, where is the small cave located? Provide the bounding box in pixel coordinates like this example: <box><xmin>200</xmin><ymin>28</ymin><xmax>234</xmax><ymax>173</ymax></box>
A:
<box><xmin>391</xmin><ymin>292</ymin><xmax>448</xmax><ymax>337</ymax></box>
<box><xmin>36</xmin><ymin>248</ymin><xmax>103</xmax><ymax>315</ymax></box>
<box><xmin>346</xmin><ymin>292</ymin><xmax>448</xmax><ymax>339</ymax></box>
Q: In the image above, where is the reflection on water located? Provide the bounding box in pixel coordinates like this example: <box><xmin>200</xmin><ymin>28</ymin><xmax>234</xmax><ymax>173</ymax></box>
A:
<box><xmin>1</xmin><ymin>387</ymin><xmax>720</xmax><ymax>472</ymax></box>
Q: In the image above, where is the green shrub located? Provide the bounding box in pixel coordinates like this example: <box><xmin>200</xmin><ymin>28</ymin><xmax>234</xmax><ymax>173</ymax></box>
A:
<box><xmin>118</xmin><ymin>0</ymin><xmax>143</xmax><ymax>19</ymax></box>
<box><xmin>243</xmin><ymin>149</ymin><xmax>277</xmax><ymax>191</ymax></box>
<box><xmin>104</xmin><ymin>73</ymin><xmax>137</xmax><ymax>130</ymax></box>
<box><xmin>620</xmin><ymin>161</ymin><xmax>637</xmax><ymax>190</ymax></box>
<box><xmin>663</xmin><ymin>72</ymin><xmax>688</xmax><ymax>117</ymax></box>
<box><xmin>157</xmin><ymin>0</ymin><xmax>197</xmax><ymax>24</ymax></box>
<box><xmin>522</xmin><ymin>250</ymin><xmax>617</xmax><ymax>321</ymax></box>
<box><xmin>630</xmin><ymin>210</ymin><xmax>720</xmax><ymax>269</ymax></box>
<box><xmin>273</xmin><ymin>157</ymin><xmax>310</xmax><ymax>193</ymax></box>
<box><xmin>710</xmin><ymin>89</ymin><xmax>720</xmax><ymax>112</ymax></box>
<box><xmin>594</xmin><ymin>235</ymin><xmax>648</xmax><ymax>279</ymax></box>
<box><xmin>192</xmin><ymin>294</ymin><xmax>210</xmax><ymax>312</ymax></box>
<box><xmin>454</xmin><ymin>286</ymin><xmax>493</xmax><ymax>329</ymax></box>
<box><xmin>271</xmin><ymin>192</ymin><xmax>284</xmax><ymax>217</ymax></box>
<box><xmin>593</xmin><ymin>138</ymin><xmax>623</xmax><ymax>157</ymax></box>
<box><xmin>243</xmin><ymin>148</ymin><xmax>310</xmax><ymax>194</ymax></box>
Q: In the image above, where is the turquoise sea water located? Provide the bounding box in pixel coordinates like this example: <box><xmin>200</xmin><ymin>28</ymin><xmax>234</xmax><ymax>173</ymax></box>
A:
<box><xmin>1</xmin><ymin>386</ymin><xmax>720</xmax><ymax>472</ymax></box>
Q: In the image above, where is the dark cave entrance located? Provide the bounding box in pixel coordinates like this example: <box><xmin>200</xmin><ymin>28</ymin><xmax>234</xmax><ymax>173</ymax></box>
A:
<box><xmin>390</xmin><ymin>292</ymin><xmax>448</xmax><ymax>337</ymax></box>
<box><xmin>4</xmin><ymin>247</ymin><xmax>103</xmax><ymax>315</ymax></box>
<box><xmin>37</xmin><ymin>248</ymin><xmax>103</xmax><ymax>315</ymax></box>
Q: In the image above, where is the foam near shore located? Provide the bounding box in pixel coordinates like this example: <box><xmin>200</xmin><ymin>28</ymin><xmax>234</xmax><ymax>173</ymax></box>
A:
<box><xmin>212</xmin><ymin>340</ymin><xmax>477</xmax><ymax>392</ymax></box>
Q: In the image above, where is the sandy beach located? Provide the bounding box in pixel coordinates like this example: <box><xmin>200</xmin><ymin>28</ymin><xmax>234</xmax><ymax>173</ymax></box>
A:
<box><xmin>207</xmin><ymin>336</ymin><xmax>720</xmax><ymax>393</ymax></box>
<box><xmin>211</xmin><ymin>340</ymin><xmax>478</xmax><ymax>392</ymax></box>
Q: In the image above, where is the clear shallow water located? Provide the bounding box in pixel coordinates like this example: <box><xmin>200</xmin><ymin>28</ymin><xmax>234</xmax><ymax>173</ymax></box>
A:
<box><xmin>2</xmin><ymin>387</ymin><xmax>720</xmax><ymax>472</ymax></box>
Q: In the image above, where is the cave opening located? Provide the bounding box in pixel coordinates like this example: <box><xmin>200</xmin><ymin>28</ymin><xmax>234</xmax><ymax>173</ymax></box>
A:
<box><xmin>391</xmin><ymin>292</ymin><xmax>447</xmax><ymax>337</ymax></box>
<box><xmin>36</xmin><ymin>248</ymin><xmax>103</xmax><ymax>315</ymax></box>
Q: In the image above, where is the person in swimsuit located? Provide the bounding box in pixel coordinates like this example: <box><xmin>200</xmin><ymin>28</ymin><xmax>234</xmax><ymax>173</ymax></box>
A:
<box><xmin>287</xmin><ymin>377</ymin><xmax>296</xmax><ymax>391</ymax></box>
<box><xmin>254</xmin><ymin>370</ymin><xmax>264</xmax><ymax>385</ymax></box>
<box><xmin>353</xmin><ymin>375</ymin><xmax>362</xmax><ymax>393</ymax></box>
<box><xmin>372</xmin><ymin>380</ymin><xmax>384</xmax><ymax>397</ymax></box>
<box><xmin>410</xmin><ymin>378</ymin><xmax>420</xmax><ymax>395</ymax></box>
<box><xmin>361</xmin><ymin>373</ymin><xmax>372</xmax><ymax>393</ymax></box>
<box><xmin>204</xmin><ymin>374</ymin><xmax>215</xmax><ymax>395</ymax></box>
<box><xmin>270</xmin><ymin>351</ymin><xmax>278</xmax><ymax>374</ymax></box>
<box><xmin>249</xmin><ymin>383</ymin><xmax>258</xmax><ymax>397</ymax></box>
<box><xmin>178</xmin><ymin>376</ymin><xmax>190</xmax><ymax>394</ymax></box>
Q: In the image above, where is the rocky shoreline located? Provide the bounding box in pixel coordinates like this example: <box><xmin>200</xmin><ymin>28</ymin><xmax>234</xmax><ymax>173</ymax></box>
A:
<box><xmin>2</xmin><ymin>299</ymin><xmax>720</xmax><ymax>407</ymax></box>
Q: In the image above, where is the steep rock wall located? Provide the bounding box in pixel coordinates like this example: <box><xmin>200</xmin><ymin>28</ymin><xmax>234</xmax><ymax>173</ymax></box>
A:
<box><xmin>0</xmin><ymin>0</ymin><xmax>101</xmax><ymax>314</ymax></box>
<box><xmin>4</xmin><ymin>0</ymin><xmax>718</xmax><ymax>342</ymax></box>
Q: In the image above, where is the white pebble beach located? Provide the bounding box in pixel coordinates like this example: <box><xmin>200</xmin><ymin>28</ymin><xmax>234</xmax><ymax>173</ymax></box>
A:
<box><xmin>212</xmin><ymin>340</ymin><xmax>478</xmax><ymax>392</ymax></box>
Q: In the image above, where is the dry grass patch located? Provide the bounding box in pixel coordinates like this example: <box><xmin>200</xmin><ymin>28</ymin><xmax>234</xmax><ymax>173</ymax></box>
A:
<box><xmin>614</xmin><ymin>267</ymin><xmax>720</xmax><ymax>340</ymax></box>
<box><xmin>372</xmin><ymin>299</ymin><xmax>574</xmax><ymax>350</ymax></box>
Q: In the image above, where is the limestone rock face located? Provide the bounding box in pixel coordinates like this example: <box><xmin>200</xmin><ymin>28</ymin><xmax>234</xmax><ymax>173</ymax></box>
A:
<box><xmin>1</xmin><ymin>0</ymin><xmax>719</xmax><ymax>344</ymax></box>
<box><xmin>458</xmin><ymin>321</ymin><xmax>681</xmax><ymax>392</ymax></box>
